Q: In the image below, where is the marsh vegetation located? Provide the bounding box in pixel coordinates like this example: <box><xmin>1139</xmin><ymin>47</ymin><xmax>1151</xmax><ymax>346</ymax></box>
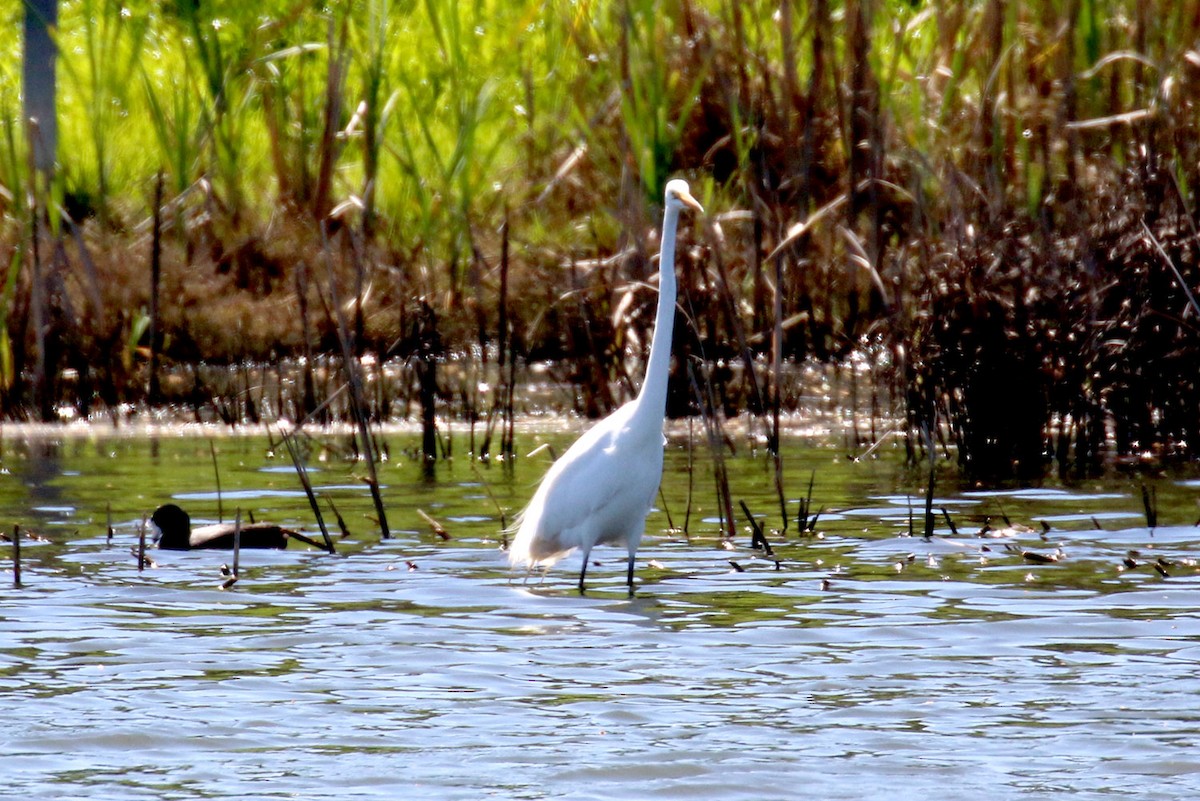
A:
<box><xmin>2</xmin><ymin>0</ymin><xmax>1200</xmax><ymax>480</ymax></box>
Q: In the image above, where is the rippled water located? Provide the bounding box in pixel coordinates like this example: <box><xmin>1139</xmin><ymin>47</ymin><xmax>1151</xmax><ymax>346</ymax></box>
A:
<box><xmin>2</xmin><ymin>426</ymin><xmax>1199</xmax><ymax>800</ymax></box>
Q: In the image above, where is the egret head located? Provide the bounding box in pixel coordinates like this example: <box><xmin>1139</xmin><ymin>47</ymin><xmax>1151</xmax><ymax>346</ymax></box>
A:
<box><xmin>664</xmin><ymin>179</ymin><xmax>704</xmax><ymax>213</ymax></box>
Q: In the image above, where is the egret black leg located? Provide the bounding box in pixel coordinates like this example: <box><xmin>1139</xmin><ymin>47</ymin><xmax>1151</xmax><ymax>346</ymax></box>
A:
<box><xmin>578</xmin><ymin>550</ymin><xmax>590</xmax><ymax>594</ymax></box>
<box><xmin>626</xmin><ymin>555</ymin><xmax>636</xmax><ymax>595</ymax></box>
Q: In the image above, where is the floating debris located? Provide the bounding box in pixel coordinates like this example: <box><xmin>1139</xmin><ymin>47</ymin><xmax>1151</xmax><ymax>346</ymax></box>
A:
<box><xmin>1020</xmin><ymin>549</ymin><xmax>1059</xmax><ymax>565</ymax></box>
<box><xmin>417</xmin><ymin>509</ymin><xmax>451</xmax><ymax>540</ymax></box>
<box><xmin>129</xmin><ymin>545</ymin><xmax>157</xmax><ymax>571</ymax></box>
<box><xmin>1</xmin><ymin>528</ymin><xmax>50</xmax><ymax>543</ymax></box>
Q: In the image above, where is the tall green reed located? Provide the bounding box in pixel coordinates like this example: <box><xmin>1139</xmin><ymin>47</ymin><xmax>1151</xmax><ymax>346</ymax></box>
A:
<box><xmin>58</xmin><ymin>0</ymin><xmax>149</xmax><ymax>224</ymax></box>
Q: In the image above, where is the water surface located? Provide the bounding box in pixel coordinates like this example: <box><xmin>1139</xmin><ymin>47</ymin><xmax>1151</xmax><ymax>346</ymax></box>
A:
<box><xmin>2</xmin><ymin>425</ymin><xmax>1198</xmax><ymax>800</ymax></box>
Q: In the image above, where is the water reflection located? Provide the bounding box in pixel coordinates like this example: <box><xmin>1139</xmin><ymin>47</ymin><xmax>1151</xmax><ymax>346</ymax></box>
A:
<box><xmin>0</xmin><ymin>429</ymin><xmax>1198</xmax><ymax>800</ymax></box>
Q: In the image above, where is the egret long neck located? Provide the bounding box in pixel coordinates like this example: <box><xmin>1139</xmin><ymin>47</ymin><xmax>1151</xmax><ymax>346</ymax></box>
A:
<box><xmin>634</xmin><ymin>202</ymin><xmax>681</xmax><ymax>421</ymax></box>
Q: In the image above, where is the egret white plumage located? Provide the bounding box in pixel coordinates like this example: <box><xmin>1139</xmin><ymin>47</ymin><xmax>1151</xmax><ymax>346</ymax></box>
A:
<box><xmin>508</xmin><ymin>179</ymin><xmax>703</xmax><ymax>593</ymax></box>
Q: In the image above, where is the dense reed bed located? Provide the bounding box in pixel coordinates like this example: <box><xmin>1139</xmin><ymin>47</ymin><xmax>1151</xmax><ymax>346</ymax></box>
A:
<box><xmin>2</xmin><ymin>0</ymin><xmax>1199</xmax><ymax>479</ymax></box>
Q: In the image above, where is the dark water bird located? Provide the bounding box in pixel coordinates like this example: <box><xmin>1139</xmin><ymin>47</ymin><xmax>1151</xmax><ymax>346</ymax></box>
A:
<box><xmin>508</xmin><ymin>179</ymin><xmax>703</xmax><ymax>593</ymax></box>
<box><xmin>151</xmin><ymin>503</ymin><xmax>292</xmax><ymax>550</ymax></box>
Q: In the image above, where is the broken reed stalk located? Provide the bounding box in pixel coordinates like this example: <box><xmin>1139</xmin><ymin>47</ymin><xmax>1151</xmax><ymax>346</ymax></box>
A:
<box><xmin>1141</xmin><ymin>484</ymin><xmax>1158</xmax><ymax>531</ymax></box>
<box><xmin>771</xmin><ymin>243</ymin><xmax>785</xmax><ymax>458</ymax></box>
<box><xmin>30</xmin><ymin>190</ymin><xmax>50</xmax><ymax>421</ymax></box>
<box><xmin>148</xmin><ymin>170</ymin><xmax>164</xmax><ymax>404</ymax></box>
<box><xmin>498</xmin><ymin>208</ymin><xmax>509</xmax><ymax>375</ymax></box>
<box><xmin>773</xmin><ymin>448</ymin><xmax>788</xmax><ymax>534</ymax></box>
<box><xmin>995</xmin><ymin>499</ymin><xmax>1012</xmax><ymax>526</ymax></box>
<box><xmin>137</xmin><ymin>514</ymin><xmax>147</xmax><ymax>572</ymax></box>
<box><xmin>688</xmin><ymin>361</ymin><xmax>736</xmax><ymax>540</ymax></box>
<box><xmin>232</xmin><ymin>508</ymin><xmax>242</xmax><ymax>578</ymax></box>
<box><xmin>480</xmin><ymin>218</ymin><xmax>514</xmax><ymax>463</ymax></box>
<box><xmin>312</xmin><ymin>14</ymin><xmax>349</xmax><ymax>221</ymax></box>
<box><xmin>502</xmin><ymin>336</ymin><xmax>517</xmax><ymax>461</ymax></box>
<box><xmin>322</xmin><ymin>228</ymin><xmax>389</xmax><ymax>538</ymax></box>
<box><xmin>418</xmin><ymin>361</ymin><xmax>435</xmax><ymax>461</ymax></box>
<box><xmin>923</xmin><ymin>463</ymin><xmax>936</xmax><ymax>539</ymax></box>
<box><xmin>797</xmin><ymin>469</ymin><xmax>816</xmax><ymax>532</ymax></box>
<box><xmin>326</xmin><ymin>496</ymin><xmax>351</xmax><ymax>538</ymax></box>
<box><xmin>807</xmin><ymin>505</ymin><xmax>824</xmax><ymax>532</ymax></box>
<box><xmin>1142</xmin><ymin>220</ymin><xmax>1200</xmax><ymax>319</ymax></box>
<box><xmin>209</xmin><ymin>439</ymin><xmax>223</xmax><ymax>523</ymax></box>
<box><xmin>468</xmin><ymin>459</ymin><xmax>508</xmax><ymax>531</ymax></box>
<box><xmin>12</xmin><ymin>524</ymin><xmax>20</xmax><ymax>587</ymax></box>
<box><xmin>921</xmin><ymin>424</ymin><xmax>936</xmax><ymax>538</ymax></box>
<box><xmin>657</xmin><ymin>486</ymin><xmax>675</xmax><ymax>532</ymax></box>
<box><xmin>295</xmin><ymin>261</ymin><xmax>320</xmax><ymax>422</ymax></box>
<box><xmin>278</xmin><ymin>427</ymin><xmax>335</xmax><ymax>552</ymax></box>
<box><xmin>106</xmin><ymin>502</ymin><xmax>113</xmax><ymax>545</ymax></box>
<box><xmin>739</xmin><ymin>499</ymin><xmax>774</xmax><ymax>556</ymax></box>
<box><xmin>683</xmin><ymin>417</ymin><xmax>694</xmax><ymax>537</ymax></box>
<box><xmin>416</xmin><ymin>508</ymin><xmax>450</xmax><ymax>540</ymax></box>
<box><xmin>704</xmin><ymin>219</ymin><xmax>766</xmax><ymax>417</ymax></box>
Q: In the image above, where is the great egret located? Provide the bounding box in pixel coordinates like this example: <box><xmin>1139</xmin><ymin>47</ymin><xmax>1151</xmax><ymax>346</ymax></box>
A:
<box><xmin>509</xmin><ymin>179</ymin><xmax>703</xmax><ymax>593</ymax></box>
<box><xmin>150</xmin><ymin>503</ymin><xmax>293</xmax><ymax>550</ymax></box>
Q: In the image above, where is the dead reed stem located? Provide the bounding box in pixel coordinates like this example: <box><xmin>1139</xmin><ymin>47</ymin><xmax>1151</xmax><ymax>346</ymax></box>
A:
<box><xmin>137</xmin><ymin>514</ymin><xmax>147</xmax><ymax>572</ymax></box>
<box><xmin>797</xmin><ymin>470</ymin><xmax>816</xmax><ymax>533</ymax></box>
<box><xmin>30</xmin><ymin>197</ymin><xmax>49</xmax><ymax>421</ymax></box>
<box><xmin>921</xmin><ymin>425</ymin><xmax>936</xmax><ymax>539</ymax></box>
<box><xmin>326</xmin><ymin>496</ymin><xmax>350</xmax><ymax>538</ymax></box>
<box><xmin>209</xmin><ymin>439</ymin><xmax>223</xmax><ymax>523</ymax></box>
<box><xmin>232</xmin><ymin>509</ymin><xmax>242</xmax><ymax>577</ymax></box>
<box><xmin>148</xmin><ymin>170</ymin><xmax>164</xmax><ymax>404</ymax></box>
<box><xmin>689</xmin><ymin>360</ymin><xmax>735</xmax><ymax>540</ymax></box>
<box><xmin>11</xmin><ymin>524</ymin><xmax>20</xmax><ymax>587</ymax></box>
<box><xmin>323</xmin><ymin>229</ymin><xmax>389</xmax><ymax>539</ymax></box>
<box><xmin>657</xmin><ymin>486</ymin><xmax>675</xmax><ymax>532</ymax></box>
<box><xmin>683</xmin><ymin>416</ymin><xmax>694</xmax><ymax>537</ymax></box>
<box><xmin>279</xmin><ymin>429</ymin><xmax>333</xmax><ymax>553</ymax></box>
<box><xmin>295</xmin><ymin>261</ymin><xmax>320</xmax><ymax>422</ymax></box>
<box><xmin>278</xmin><ymin>427</ymin><xmax>335</xmax><ymax>552</ymax></box>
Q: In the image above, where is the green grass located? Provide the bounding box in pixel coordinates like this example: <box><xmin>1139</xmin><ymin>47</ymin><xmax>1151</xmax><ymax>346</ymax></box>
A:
<box><xmin>2</xmin><ymin>1</ymin><xmax>1183</xmax><ymax>245</ymax></box>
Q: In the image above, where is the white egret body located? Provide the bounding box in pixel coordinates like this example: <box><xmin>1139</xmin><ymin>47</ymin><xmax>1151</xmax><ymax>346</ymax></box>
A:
<box><xmin>509</xmin><ymin>179</ymin><xmax>703</xmax><ymax>592</ymax></box>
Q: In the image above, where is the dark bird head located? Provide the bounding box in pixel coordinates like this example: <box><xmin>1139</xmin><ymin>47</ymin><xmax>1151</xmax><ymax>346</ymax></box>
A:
<box><xmin>151</xmin><ymin>503</ymin><xmax>192</xmax><ymax>550</ymax></box>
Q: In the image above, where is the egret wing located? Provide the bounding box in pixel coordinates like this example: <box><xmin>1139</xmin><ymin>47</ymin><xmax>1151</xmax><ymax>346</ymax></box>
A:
<box><xmin>534</xmin><ymin>423</ymin><xmax>635</xmax><ymax>538</ymax></box>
